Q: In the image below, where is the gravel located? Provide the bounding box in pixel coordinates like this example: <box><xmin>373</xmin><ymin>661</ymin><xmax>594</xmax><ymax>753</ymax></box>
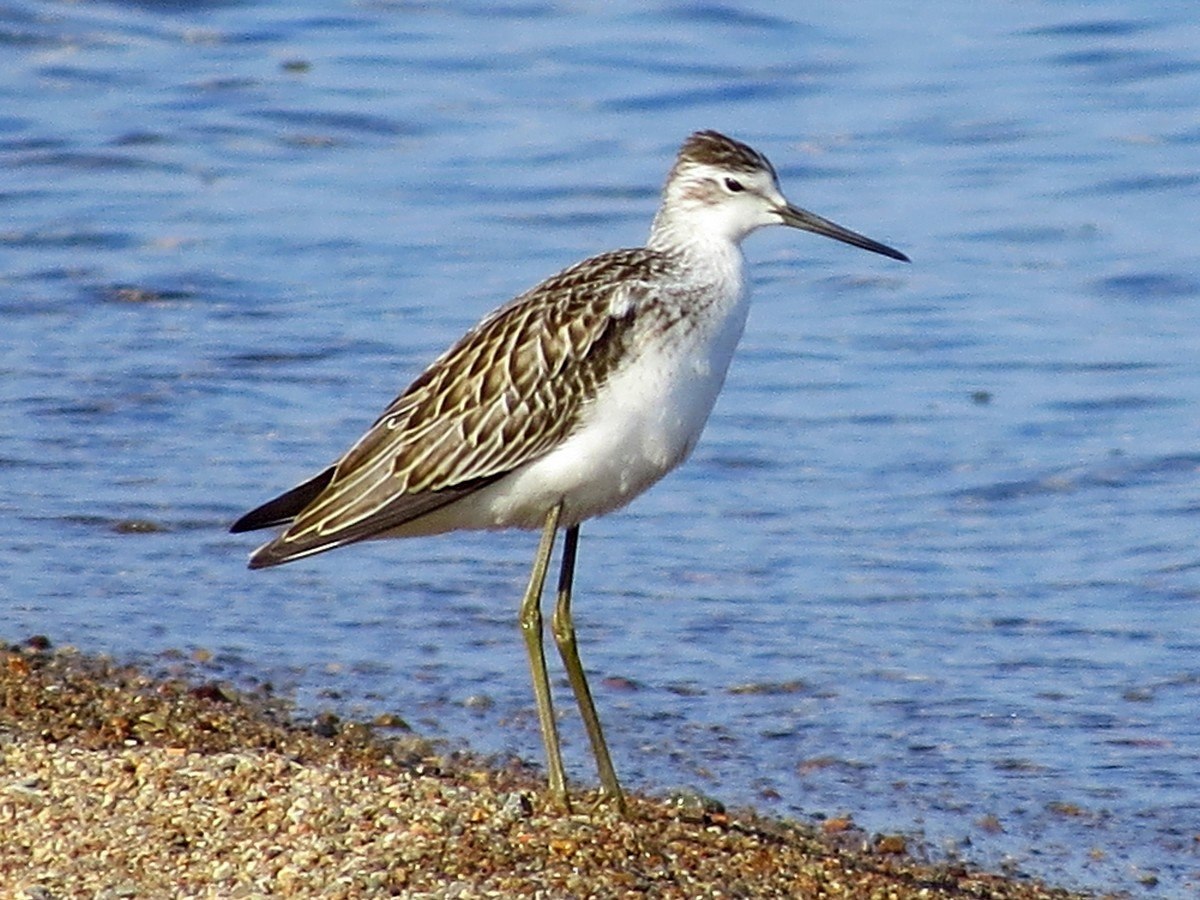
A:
<box><xmin>0</xmin><ymin>638</ymin><xmax>1104</xmax><ymax>899</ymax></box>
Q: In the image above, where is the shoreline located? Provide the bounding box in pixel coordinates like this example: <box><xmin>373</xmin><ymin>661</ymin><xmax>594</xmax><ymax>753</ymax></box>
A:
<box><xmin>1</xmin><ymin>637</ymin><xmax>1104</xmax><ymax>899</ymax></box>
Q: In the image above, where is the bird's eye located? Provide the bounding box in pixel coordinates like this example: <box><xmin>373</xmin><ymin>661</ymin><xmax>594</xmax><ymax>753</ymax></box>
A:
<box><xmin>723</xmin><ymin>177</ymin><xmax>745</xmax><ymax>193</ymax></box>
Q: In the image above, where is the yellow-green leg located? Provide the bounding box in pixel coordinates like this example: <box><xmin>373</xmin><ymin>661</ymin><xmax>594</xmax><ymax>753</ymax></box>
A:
<box><xmin>518</xmin><ymin>502</ymin><xmax>569</xmax><ymax>808</ymax></box>
<box><xmin>550</xmin><ymin>524</ymin><xmax>627</xmax><ymax>815</ymax></box>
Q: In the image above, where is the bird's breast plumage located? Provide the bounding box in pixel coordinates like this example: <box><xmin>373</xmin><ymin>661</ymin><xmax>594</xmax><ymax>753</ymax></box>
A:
<box><xmin>475</xmin><ymin>248</ymin><xmax>751</xmax><ymax>528</ymax></box>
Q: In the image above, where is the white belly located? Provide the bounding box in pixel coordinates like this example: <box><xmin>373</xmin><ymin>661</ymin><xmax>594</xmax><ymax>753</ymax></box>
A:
<box><xmin>386</xmin><ymin>292</ymin><xmax>749</xmax><ymax>537</ymax></box>
<box><xmin>507</xmin><ymin>344</ymin><xmax>738</xmax><ymax>523</ymax></box>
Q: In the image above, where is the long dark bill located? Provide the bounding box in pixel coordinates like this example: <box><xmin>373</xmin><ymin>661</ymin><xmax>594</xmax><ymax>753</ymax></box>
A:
<box><xmin>778</xmin><ymin>203</ymin><xmax>909</xmax><ymax>262</ymax></box>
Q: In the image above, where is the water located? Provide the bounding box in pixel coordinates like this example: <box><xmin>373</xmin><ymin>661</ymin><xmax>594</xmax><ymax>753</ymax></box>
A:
<box><xmin>4</xmin><ymin>0</ymin><xmax>1199</xmax><ymax>894</ymax></box>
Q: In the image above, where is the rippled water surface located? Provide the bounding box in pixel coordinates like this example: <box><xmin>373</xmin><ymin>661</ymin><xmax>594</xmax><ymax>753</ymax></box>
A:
<box><xmin>5</xmin><ymin>1</ymin><xmax>1200</xmax><ymax>894</ymax></box>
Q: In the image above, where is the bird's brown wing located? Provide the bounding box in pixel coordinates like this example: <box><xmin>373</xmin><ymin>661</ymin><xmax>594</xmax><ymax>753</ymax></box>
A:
<box><xmin>236</xmin><ymin>249</ymin><xmax>673</xmax><ymax>567</ymax></box>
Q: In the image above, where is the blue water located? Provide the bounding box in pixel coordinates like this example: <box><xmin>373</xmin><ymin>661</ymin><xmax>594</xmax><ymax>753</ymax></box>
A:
<box><xmin>4</xmin><ymin>1</ymin><xmax>1200</xmax><ymax>894</ymax></box>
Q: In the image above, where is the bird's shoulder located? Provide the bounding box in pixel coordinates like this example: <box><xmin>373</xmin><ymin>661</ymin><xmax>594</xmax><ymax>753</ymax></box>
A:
<box><xmin>331</xmin><ymin>247</ymin><xmax>674</xmax><ymax>492</ymax></box>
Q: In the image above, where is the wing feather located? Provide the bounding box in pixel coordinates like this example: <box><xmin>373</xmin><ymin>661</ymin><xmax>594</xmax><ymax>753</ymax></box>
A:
<box><xmin>238</xmin><ymin>248</ymin><xmax>673</xmax><ymax>566</ymax></box>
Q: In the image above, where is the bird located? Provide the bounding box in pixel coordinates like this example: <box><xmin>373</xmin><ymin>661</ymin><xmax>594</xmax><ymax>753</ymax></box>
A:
<box><xmin>231</xmin><ymin>130</ymin><xmax>908</xmax><ymax>815</ymax></box>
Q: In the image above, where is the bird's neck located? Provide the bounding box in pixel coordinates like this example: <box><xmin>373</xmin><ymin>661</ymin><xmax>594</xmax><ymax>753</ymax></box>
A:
<box><xmin>647</xmin><ymin>211</ymin><xmax>746</xmax><ymax>291</ymax></box>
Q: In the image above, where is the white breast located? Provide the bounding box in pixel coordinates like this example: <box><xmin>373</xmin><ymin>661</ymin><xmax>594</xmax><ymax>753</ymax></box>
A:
<box><xmin>381</xmin><ymin>243</ymin><xmax>750</xmax><ymax>538</ymax></box>
<box><xmin>486</xmin><ymin>281</ymin><xmax>749</xmax><ymax>528</ymax></box>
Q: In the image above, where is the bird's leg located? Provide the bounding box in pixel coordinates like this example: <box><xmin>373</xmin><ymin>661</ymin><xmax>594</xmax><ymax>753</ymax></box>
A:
<box><xmin>519</xmin><ymin>502</ymin><xmax>569</xmax><ymax>808</ymax></box>
<box><xmin>550</xmin><ymin>524</ymin><xmax>627</xmax><ymax>815</ymax></box>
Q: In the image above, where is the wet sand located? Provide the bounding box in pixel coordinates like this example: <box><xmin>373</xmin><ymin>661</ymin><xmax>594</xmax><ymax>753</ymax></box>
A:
<box><xmin>0</xmin><ymin>638</ymin><xmax>1104</xmax><ymax>899</ymax></box>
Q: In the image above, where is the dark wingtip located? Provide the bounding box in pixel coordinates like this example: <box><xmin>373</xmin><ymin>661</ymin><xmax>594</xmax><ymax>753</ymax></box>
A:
<box><xmin>230</xmin><ymin>513</ymin><xmax>264</xmax><ymax>535</ymax></box>
<box><xmin>246</xmin><ymin>552</ymin><xmax>274</xmax><ymax>570</ymax></box>
<box><xmin>246</xmin><ymin>539</ymin><xmax>291</xmax><ymax>569</ymax></box>
<box><xmin>229</xmin><ymin>466</ymin><xmax>337</xmax><ymax>535</ymax></box>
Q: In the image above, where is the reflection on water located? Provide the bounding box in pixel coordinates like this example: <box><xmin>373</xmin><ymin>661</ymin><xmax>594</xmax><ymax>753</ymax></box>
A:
<box><xmin>4</xmin><ymin>1</ymin><xmax>1200</xmax><ymax>895</ymax></box>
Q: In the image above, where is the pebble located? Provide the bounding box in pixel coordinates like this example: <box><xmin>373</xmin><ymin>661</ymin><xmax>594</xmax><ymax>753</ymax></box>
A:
<box><xmin>0</xmin><ymin>641</ymin><xmax>1099</xmax><ymax>899</ymax></box>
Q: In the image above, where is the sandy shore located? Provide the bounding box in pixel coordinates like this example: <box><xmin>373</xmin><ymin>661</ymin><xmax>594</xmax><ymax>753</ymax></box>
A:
<box><xmin>0</xmin><ymin>638</ymin><xmax>1103</xmax><ymax>899</ymax></box>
